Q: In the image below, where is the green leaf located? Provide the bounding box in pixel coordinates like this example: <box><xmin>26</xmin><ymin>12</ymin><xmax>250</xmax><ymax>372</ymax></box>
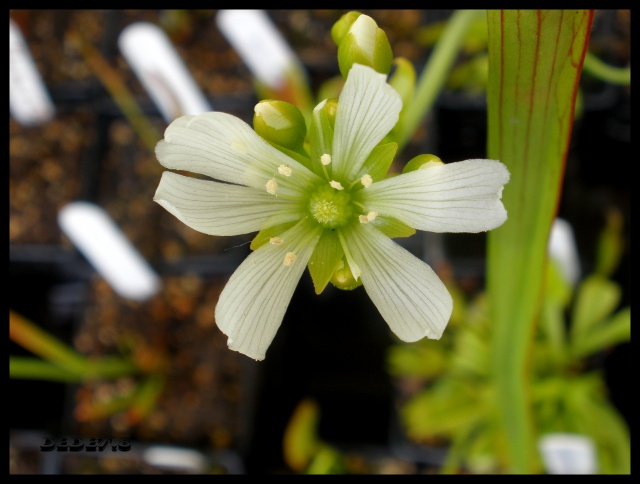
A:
<box><xmin>485</xmin><ymin>10</ymin><xmax>594</xmax><ymax>473</ymax></box>
<box><xmin>386</xmin><ymin>342</ymin><xmax>447</xmax><ymax>380</ymax></box>
<box><xmin>571</xmin><ymin>307</ymin><xmax>630</xmax><ymax>360</ymax></box>
<box><xmin>571</xmin><ymin>275</ymin><xmax>621</xmax><ymax>341</ymax></box>
<box><xmin>594</xmin><ymin>208</ymin><xmax>625</xmax><ymax>278</ymax></box>
<box><xmin>402</xmin><ymin>380</ymin><xmax>486</xmax><ymax>439</ymax></box>
<box><xmin>307</xmin><ymin>230</ymin><xmax>344</xmax><ymax>294</ymax></box>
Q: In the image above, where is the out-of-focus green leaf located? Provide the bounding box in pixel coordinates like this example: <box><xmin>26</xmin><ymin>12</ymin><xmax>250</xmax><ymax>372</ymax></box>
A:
<box><xmin>571</xmin><ymin>307</ymin><xmax>630</xmax><ymax>360</ymax></box>
<box><xmin>485</xmin><ymin>10</ymin><xmax>594</xmax><ymax>473</ymax></box>
<box><xmin>594</xmin><ymin>208</ymin><xmax>625</xmax><ymax>278</ymax></box>
<box><xmin>386</xmin><ymin>342</ymin><xmax>447</xmax><ymax>380</ymax></box>
<box><xmin>571</xmin><ymin>275</ymin><xmax>621</xmax><ymax>342</ymax></box>
<box><xmin>402</xmin><ymin>380</ymin><xmax>486</xmax><ymax>439</ymax></box>
<box><xmin>283</xmin><ymin>398</ymin><xmax>323</xmax><ymax>472</ymax></box>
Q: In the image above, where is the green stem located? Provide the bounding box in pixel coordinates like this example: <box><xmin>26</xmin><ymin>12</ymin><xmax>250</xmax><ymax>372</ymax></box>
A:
<box><xmin>582</xmin><ymin>51</ymin><xmax>630</xmax><ymax>85</ymax></box>
<box><xmin>10</xmin><ymin>357</ymin><xmax>85</xmax><ymax>382</ymax></box>
<box><xmin>10</xmin><ymin>310</ymin><xmax>139</xmax><ymax>381</ymax></box>
<box><xmin>396</xmin><ymin>9</ymin><xmax>484</xmax><ymax>151</ymax></box>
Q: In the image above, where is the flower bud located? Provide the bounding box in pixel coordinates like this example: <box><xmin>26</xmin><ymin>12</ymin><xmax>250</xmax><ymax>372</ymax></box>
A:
<box><xmin>403</xmin><ymin>154</ymin><xmax>444</xmax><ymax>173</ymax></box>
<box><xmin>330</xmin><ymin>259</ymin><xmax>363</xmax><ymax>291</ymax></box>
<box><xmin>336</xmin><ymin>14</ymin><xmax>393</xmax><ymax>78</ymax></box>
<box><xmin>331</xmin><ymin>11</ymin><xmax>362</xmax><ymax>46</ymax></box>
<box><xmin>253</xmin><ymin>99</ymin><xmax>307</xmax><ymax>151</ymax></box>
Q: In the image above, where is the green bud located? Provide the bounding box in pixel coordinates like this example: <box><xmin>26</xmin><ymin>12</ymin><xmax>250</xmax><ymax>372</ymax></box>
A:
<box><xmin>403</xmin><ymin>154</ymin><xmax>444</xmax><ymax>174</ymax></box>
<box><xmin>336</xmin><ymin>14</ymin><xmax>393</xmax><ymax>78</ymax></box>
<box><xmin>330</xmin><ymin>259</ymin><xmax>363</xmax><ymax>291</ymax></box>
<box><xmin>331</xmin><ymin>11</ymin><xmax>362</xmax><ymax>46</ymax></box>
<box><xmin>253</xmin><ymin>100</ymin><xmax>307</xmax><ymax>151</ymax></box>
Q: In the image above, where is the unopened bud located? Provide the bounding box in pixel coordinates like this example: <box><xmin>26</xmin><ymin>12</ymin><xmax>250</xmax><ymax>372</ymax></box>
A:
<box><xmin>336</xmin><ymin>14</ymin><xmax>393</xmax><ymax>78</ymax></box>
<box><xmin>253</xmin><ymin>99</ymin><xmax>307</xmax><ymax>151</ymax></box>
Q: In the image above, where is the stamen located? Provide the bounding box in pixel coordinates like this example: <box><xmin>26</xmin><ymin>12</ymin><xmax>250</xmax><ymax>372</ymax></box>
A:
<box><xmin>283</xmin><ymin>251</ymin><xmax>297</xmax><ymax>266</ymax></box>
<box><xmin>266</xmin><ymin>178</ymin><xmax>278</xmax><ymax>195</ymax></box>
<box><xmin>359</xmin><ymin>211</ymin><xmax>378</xmax><ymax>224</ymax></box>
<box><xmin>329</xmin><ymin>180</ymin><xmax>344</xmax><ymax>190</ymax></box>
<box><xmin>321</xmin><ymin>154</ymin><xmax>332</xmax><ymax>166</ymax></box>
<box><xmin>361</xmin><ymin>174</ymin><xmax>373</xmax><ymax>188</ymax></box>
<box><xmin>269</xmin><ymin>237</ymin><xmax>283</xmax><ymax>245</ymax></box>
<box><xmin>278</xmin><ymin>165</ymin><xmax>292</xmax><ymax>177</ymax></box>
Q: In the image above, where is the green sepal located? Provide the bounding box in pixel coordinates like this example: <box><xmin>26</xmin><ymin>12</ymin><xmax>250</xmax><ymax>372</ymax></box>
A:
<box><xmin>330</xmin><ymin>11</ymin><xmax>362</xmax><ymax>46</ymax></box>
<box><xmin>355</xmin><ymin>141</ymin><xmax>398</xmax><ymax>183</ymax></box>
<box><xmin>308</xmin><ymin>99</ymin><xmax>337</xmax><ymax>178</ymax></box>
<box><xmin>250</xmin><ymin>221</ymin><xmax>298</xmax><ymax>250</ymax></box>
<box><xmin>264</xmin><ymin>139</ymin><xmax>314</xmax><ymax>174</ymax></box>
<box><xmin>403</xmin><ymin>154</ymin><xmax>443</xmax><ymax>173</ymax></box>
<box><xmin>308</xmin><ymin>230</ymin><xmax>344</xmax><ymax>295</ymax></box>
<box><xmin>371</xmin><ymin>214</ymin><xmax>415</xmax><ymax>239</ymax></box>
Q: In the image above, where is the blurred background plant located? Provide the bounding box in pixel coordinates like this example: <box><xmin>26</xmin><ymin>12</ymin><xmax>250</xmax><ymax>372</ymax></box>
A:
<box><xmin>10</xmin><ymin>309</ymin><xmax>167</xmax><ymax>428</ymax></box>
<box><xmin>387</xmin><ymin>210</ymin><xmax>630</xmax><ymax>474</ymax></box>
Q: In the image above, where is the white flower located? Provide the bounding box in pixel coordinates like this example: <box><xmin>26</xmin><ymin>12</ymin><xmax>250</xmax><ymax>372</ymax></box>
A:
<box><xmin>154</xmin><ymin>64</ymin><xmax>509</xmax><ymax>360</ymax></box>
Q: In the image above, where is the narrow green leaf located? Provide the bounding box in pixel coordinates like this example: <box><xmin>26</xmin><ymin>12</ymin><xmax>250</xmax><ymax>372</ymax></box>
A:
<box><xmin>485</xmin><ymin>10</ymin><xmax>594</xmax><ymax>473</ymax></box>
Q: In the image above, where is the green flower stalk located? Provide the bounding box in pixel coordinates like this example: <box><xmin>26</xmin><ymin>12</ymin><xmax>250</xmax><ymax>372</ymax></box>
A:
<box><xmin>153</xmin><ymin>64</ymin><xmax>509</xmax><ymax>360</ymax></box>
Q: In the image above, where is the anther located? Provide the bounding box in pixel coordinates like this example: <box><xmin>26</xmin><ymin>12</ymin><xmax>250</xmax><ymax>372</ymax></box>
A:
<box><xmin>321</xmin><ymin>154</ymin><xmax>332</xmax><ymax>166</ymax></box>
<box><xmin>269</xmin><ymin>237</ymin><xmax>283</xmax><ymax>245</ymax></box>
<box><xmin>278</xmin><ymin>165</ymin><xmax>292</xmax><ymax>177</ymax></box>
<box><xmin>266</xmin><ymin>178</ymin><xmax>278</xmax><ymax>195</ymax></box>
<box><xmin>329</xmin><ymin>180</ymin><xmax>344</xmax><ymax>190</ymax></box>
<box><xmin>361</xmin><ymin>174</ymin><xmax>373</xmax><ymax>188</ymax></box>
<box><xmin>283</xmin><ymin>252</ymin><xmax>297</xmax><ymax>266</ymax></box>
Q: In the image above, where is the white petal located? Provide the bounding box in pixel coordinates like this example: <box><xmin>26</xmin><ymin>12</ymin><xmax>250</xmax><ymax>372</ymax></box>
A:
<box><xmin>362</xmin><ymin>159</ymin><xmax>510</xmax><ymax>233</ymax></box>
<box><xmin>339</xmin><ymin>223</ymin><xmax>452</xmax><ymax>341</ymax></box>
<box><xmin>155</xmin><ymin>112</ymin><xmax>320</xmax><ymax>195</ymax></box>
<box><xmin>154</xmin><ymin>171</ymin><xmax>303</xmax><ymax>236</ymax></box>
<box><xmin>332</xmin><ymin>64</ymin><xmax>402</xmax><ymax>181</ymax></box>
<box><xmin>215</xmin><ymin>219</ymin><xmax>323</xmax><ymax>360</ymax></box>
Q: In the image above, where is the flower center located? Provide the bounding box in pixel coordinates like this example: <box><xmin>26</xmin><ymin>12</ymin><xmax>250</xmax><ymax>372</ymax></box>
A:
<box><xmin>308</xmin><ymin>183</ymin><xmax>354</xmax><ymax>229</ymax></box>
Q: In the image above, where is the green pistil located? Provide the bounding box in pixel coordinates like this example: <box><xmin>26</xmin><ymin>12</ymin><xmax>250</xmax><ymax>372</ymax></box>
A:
<box><xmin>308</xmin><ymin>183</ymin><xmax>354</xmax><ymax>229</ymax></box>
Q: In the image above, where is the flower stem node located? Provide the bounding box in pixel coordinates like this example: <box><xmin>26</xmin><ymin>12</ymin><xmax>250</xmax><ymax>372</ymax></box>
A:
<box><xmin>308</xmin><ymin>183</ymin><xmax>353</xmax><ymax>229</ymax></box>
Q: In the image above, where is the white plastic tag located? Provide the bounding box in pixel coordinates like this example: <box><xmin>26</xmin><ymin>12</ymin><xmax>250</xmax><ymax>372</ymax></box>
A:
<box><xmin>118</xmin><ymin>22</ymin><xmax>212</xmax><ymax>123</ymax></box>
<box><xmin>9</xmin><ymin>18</ymin><xmax>55</xmax><ymax>126</ymax></box>
<box><xmin>538</xmin><ymin>433</ymin><xmax>597</xmax><ymax>474</ymax></box>
<box><xmin>548</xmin><ymin>218</ymin><xmax>581</xmax><ymax>287</ymax></box>
<box><xmin>216</xmin><ymin>10</ymin><xmax>299</xmax><ymax>89</ymax></box>
<box><xmin>58</xmin><ymin>202</ymin><xmax>161</xmax><ymax>301</ymax></box>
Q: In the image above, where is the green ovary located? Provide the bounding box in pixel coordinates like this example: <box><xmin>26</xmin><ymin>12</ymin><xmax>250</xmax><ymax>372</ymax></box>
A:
<box><xmin>307</xmin><ymin>183</ymin><xmax>354</xmax><ymax>229</ymax></box>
